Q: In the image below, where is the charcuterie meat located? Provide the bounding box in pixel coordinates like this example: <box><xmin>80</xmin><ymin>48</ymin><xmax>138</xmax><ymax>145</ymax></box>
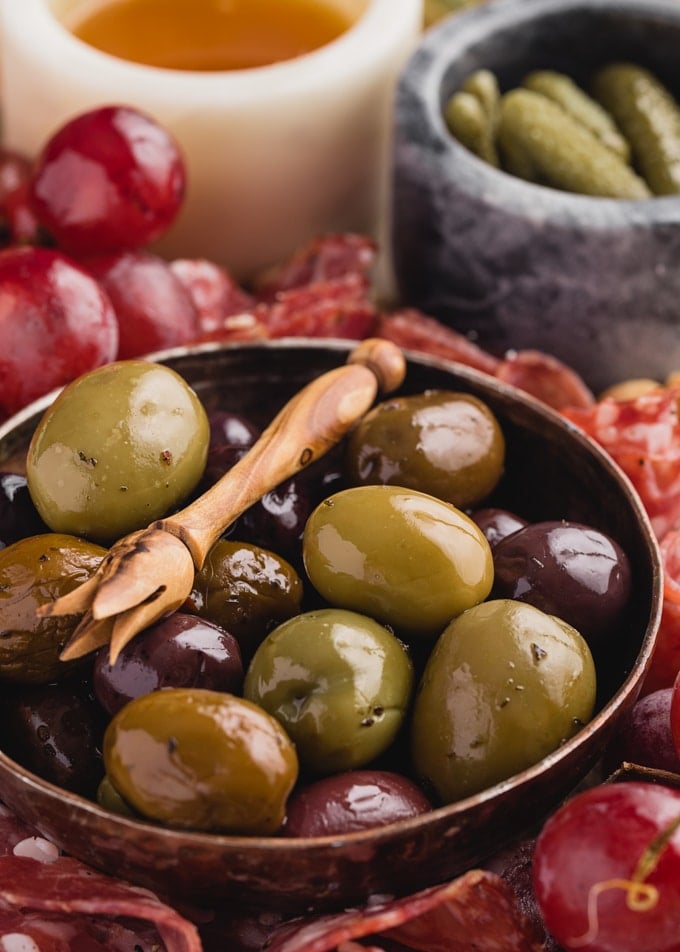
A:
<box><xmin>0</xmin><ymin>805</ymin><xmax>201</xmax><ymax>952</ymax></box>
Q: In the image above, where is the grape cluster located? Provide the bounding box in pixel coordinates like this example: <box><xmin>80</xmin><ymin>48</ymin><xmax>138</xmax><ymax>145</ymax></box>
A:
<box><xmin>0</xmin><ymin>105</ymin><xmax>206</xmax><ymax>421</ymax></box>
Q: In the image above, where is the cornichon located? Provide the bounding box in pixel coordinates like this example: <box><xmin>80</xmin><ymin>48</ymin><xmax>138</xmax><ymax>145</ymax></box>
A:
<box><xmin>522</xmin><ymin>69</ymin><xmax>631</xmax><ymax>162</ymax></box>
<box><xmin>497</xmin><ymin>88</ymin><xmax>651</xmax><ymax>199</ymax></box>
<box><xmin>462</xmin><ymin>68</ymin><xmax>500</xmax><ymax>121</ymax></box>
<box><xmin>592</xmin><ymin>62</ymin><xmax>680</xmax><ymax>195</ymax></box>
<box><xmin>444</xmin><ymin>90</ymin><xmax>499</xmax><ymax>166</ymax></box>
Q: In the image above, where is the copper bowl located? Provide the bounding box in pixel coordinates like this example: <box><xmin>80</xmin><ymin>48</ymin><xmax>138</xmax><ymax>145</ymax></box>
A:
<box><xmin>0</xmin><ymin>339</ymin><xmax>663</xmax><ymax>915</ymax></box>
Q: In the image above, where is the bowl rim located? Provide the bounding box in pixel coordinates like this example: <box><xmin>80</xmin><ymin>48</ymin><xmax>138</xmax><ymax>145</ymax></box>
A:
<box><xmin>398</xmin><ymin>0</ymin><xmax>680</xmax><ymax>227</ymax></box>
<box><xmin>8</xmin><ymin>0</ymin><xmax>422</xmax><ymax>103</ymax></box>
<box><xmin>0</xmin><ymin>337</ymin><xmax>664</xmax><ymax>856</ymax></box>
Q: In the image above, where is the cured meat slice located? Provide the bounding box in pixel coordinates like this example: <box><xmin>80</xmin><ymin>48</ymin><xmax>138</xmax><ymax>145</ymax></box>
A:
<box><xmin>375</xmin><ymin>310</ymin><xmax>502</xmax><ymax>376</ymax></box>
<box><xmin>495</xmin><ymin>350</ymin><xmax>595</xmax><ymax>411</ymax></box>
<box><xmin>265</xmin><ymin>870</ymin><xmax>544</xmax><ymax>952</ymax></box>
<box><xmin>0</xmin><ymin>854</ymin><xmax>202</xmax><ymax>952</ymax></box>
<box><xmin>255</xmin><ymin>234</ymin><xmax>377</xmax><ymax>300</ymax></box>
<box><xmin>255</xmin><ymin>274</ymin><xmax>378</xmax><ymax>340</ymax></box>
<box><xmin>170</xmin><ymin>258</ymin><xmax>257</xmax><ymax>337</ymax></box>
<box><xmin>642</xmin><ymin>527</ymin><xmax>680</xmax><ymax>694</ymax></box>
<box><xmin>0</xmin><ymin>905</ymin><xmax>163</xmax><ymax>951</ymax></box>
<box><xmin>562</xmin><ymin>386</ymin><xmax>680</xmax><ymax>540</ymax></box>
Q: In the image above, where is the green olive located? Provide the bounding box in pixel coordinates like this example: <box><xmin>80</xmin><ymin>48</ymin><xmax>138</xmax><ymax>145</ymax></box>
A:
<box><xmin>410</xmin><ymin>599</ymin><xmax>597</xmax><ymax>804</ymax></box>
<box><xmin>345</xmin><ymin>390</ymin><xmax>505</xmax><ymax>509</ymax></box>
<box><xmin>97</xmin><ymin>775</ymin><xmax>136</xmax><ymax>818</ymax></box>
<box><xmin>103</xmin><ymin>688</ymin><xmax>298</xmax><ymax>834</ymax></box>
<box><xmin>303</xmin><ymin>485</ymin><xmax>493</xmax><ymax>638</ymax></box>
<box><xmin>26</xmin><ymin>360</ymin><xmax>210</xmax><ymax>545</ymax></box>
<box><xmin>243</xmin><ymin>608</ymin><xmax>414</xmax><ymax>775</ymax></box>
<box><xmin>183</xmin><ymin>538</ymin><xmax>304</xmax><ymax>663</ymax></box>
<box><xmin>0</xmin><ymin>533</ymin><xmax>106</xmax><ymax>684</ymax></box>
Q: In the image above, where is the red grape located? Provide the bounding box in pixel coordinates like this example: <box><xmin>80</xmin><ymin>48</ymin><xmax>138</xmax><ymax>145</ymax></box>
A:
<box><xmin>533</xmin><ymin>782</ymin><xmax>680</xmax><ymax>952</ymax></box>
<box><xmin>0</xmin><ymin>149</ymin><xmax>39</xmax><ymax>246</ymax></box>
<box><xmin>0</xmin><ymin>246</ymin><xmax>118</xmax><ymax>420</ymax></box>
<box><xmin>84</xmin><ymin>250</ymin><xmax>200</xmax><ymax>358</ymax></box>
<box><xmin>670</xmin><ymin>669</ymin><xmax>680</xmax><ymax>760</ymax></box>
<box><xmin>28</xmin><ymin>105</ymin><xmax>185</xmax><ymax>255</ymax></box>
<box><xmin>611</xmin><ymin>687</ymin><xmax>680</xmax><ymax>775</ymax></box>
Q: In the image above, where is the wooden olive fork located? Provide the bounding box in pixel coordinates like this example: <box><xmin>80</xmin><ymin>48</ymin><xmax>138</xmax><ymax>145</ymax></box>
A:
<box><xmin>38</xmin><ymin>339</ymin><xmax>406</xmax><ymax>665</ymax></box>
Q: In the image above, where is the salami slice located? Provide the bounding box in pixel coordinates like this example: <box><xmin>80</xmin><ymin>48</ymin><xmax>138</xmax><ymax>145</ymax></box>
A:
<box><xmin>642</xmin><ymin>527</ymin><xmax>680</xmax><ymax>694</ymax></box>
<box><xmin>170</xmin><ymin>258</ymin><xmax>257</xmax><ymax>337</ymax></box>
<box><xmin>0</xmin><ymin>854</ymin><xmax>202</xmax><ymax>952</ymax></box>
<box><xmin>562</xmin><ymin>387</ymin><xmax>680</xmax><ymax>540</ymax></box>
<box><xmin>495</xmin><ymin>350</ymin><xmax>595</xmax><ymax>411</ymax></box>
<box><xmin>255</xmin><ymin>234</ymin><xmax>377</xmax><ymax>301</ymax></box>
<box><xmin>265</xmin><ymin>870</ymin><xmax>544</xmax><ymax>952</ymax></box>
<box><xmin>255</xmin><ymin>274</ymin><xmax>378</xmax><ymax>340</ymax></box>
<box><xmin>375</xmin><ymin>310</ymin><xmax>502</xmax><ymax>376</ymax></box>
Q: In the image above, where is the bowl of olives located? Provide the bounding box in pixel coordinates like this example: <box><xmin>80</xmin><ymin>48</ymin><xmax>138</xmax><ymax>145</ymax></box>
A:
<box><xmin>0</xmin><ymin>339</ymin><xmax>662</xmax><ymax>915</ymax></box>
<box><xmin>392</xmin><ymin>0</ymin><xmax>680</xmax><ymax>394</ymax></box>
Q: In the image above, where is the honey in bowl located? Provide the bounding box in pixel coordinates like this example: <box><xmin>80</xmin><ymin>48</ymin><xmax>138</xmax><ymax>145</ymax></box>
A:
<box><xmin>65</xmin><ymin>0</ymin><xmax>357</xmax><ymax>71</ymax></box>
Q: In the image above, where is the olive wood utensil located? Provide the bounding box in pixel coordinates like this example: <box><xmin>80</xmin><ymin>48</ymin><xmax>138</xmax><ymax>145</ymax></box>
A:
<box><xmin>38</xmin><ymin>338</ymin><xmax>406</xmax><ymax>665</ymax></box>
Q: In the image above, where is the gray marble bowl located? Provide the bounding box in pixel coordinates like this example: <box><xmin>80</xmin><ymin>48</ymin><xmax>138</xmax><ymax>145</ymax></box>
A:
<box><xmin>0</xmin><ymin>340</ymin><xmax>663</xmax><ymax>914</ymax></box>
<box><xmin>391</xmin><ymin>0</ymin><xmax>680</xmax><ymax>394</ymax></box>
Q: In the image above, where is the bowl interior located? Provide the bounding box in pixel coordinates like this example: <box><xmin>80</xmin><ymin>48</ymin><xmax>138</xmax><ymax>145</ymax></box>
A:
<box><xmin>0</xmin><ymin>340</ymin><xmax>662</xmax><ymax>914</ymax></box>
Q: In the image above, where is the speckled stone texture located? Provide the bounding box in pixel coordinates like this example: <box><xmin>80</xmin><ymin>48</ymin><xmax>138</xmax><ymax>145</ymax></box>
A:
<box><xmin>391</xmin><ymin>0</ymin><xmax>680</xmax><ymax>393</ymax></box>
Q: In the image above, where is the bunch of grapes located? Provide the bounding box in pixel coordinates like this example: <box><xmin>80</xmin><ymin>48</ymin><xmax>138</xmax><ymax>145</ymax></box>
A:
<box><xmin>0</xmin><ymin>105</ymin><xmax>229</xmax><ymax>422</ymax></box>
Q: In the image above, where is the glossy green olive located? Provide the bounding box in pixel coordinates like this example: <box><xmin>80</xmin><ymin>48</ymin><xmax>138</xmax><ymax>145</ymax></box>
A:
<box><xmin>303</xmin><ymin>485</ymin><xmax>493</xmax><ymax>638</ymax></box>
<box><xmin>0</xmin><ymin>533</ymin><xmax>106</xmax><ymax>684</ymax></box>
<box><xmin>97</xmin><ymin>775</ymin><xmax>136</xmax><ymax>818</ymax></box>
<box><xmin>243</xmin><ymin>608</ymin><xmax>414</xmax><ymax>775</ymax></box>
<box><xmin>410</xmin><ymin>599</ymin><xmax>597</xmax><ymax>804</ymax></box>
<box><xmin>26</xmin><ymin>360</ymin><xmax>210</xmax><ymax>545</ymax></box>
<box><xmin>344</xmin><ymin>391</ymin><xmax>505</xmax><ymax>509</ymax></box>
<box><xmin>103</xmin><ymin>688</ymin><xmax>298</xmax><ymax>834</ymax></box>
<box><xmin>184</xmin><ymin>538</ymin><xmax>304</xmax><ymax>663</ymax></box>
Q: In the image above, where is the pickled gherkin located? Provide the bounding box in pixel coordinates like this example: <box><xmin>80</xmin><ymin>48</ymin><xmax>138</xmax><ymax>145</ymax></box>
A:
<box><xmin>444</xmin><ymin>91</ymin><xmax>499</xmax><ymax>166</ymax></box>
<box><xmin>592</xmin><ymin>62</ymin><xmax>680</xmax><ymax>195</ymax></box>
<box><xmin>497</xmin><ymin>88</ymin><xmax>651</xmax><ymax>198</ymax></box>
<box><xmin>462</xmin><ymin>68</ymin><xmax>500</xmax><ymax>122</ymax></box>
<box><xmin>522</xmin><ymin>69</ymin><xmax>630</xmax><ymax>162</ymax></box>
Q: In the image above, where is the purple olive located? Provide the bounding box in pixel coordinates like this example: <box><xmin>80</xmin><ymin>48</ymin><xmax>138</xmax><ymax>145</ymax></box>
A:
<box><xmin>470</xmin><ymin>507</ymin><xmax>528</xmax><ymax>548</ymax></box>
<box><xmin>93</xmin><ymin>612</ymin><xmax>243</xmax><ymax>716</ymax></box>
<box><xmin>1</xmin><ymin>681</ymin><xmax>105</xmax><ymax>797</ymax></box>
<box><xmin>237</xmin><ymin>476</ymin><xmax>315</xmax><ymax>566</ymax></box>
<box><xmin>202</xmin><ymin>411</ymin><xmax>260</xmax><ymax>487</ymax></box>
<box><xmin>491</xmin><ymin>520</ymin><xmax>632</xmax><ymax>651</ymax></box>
<box><xmin>283</xmin><ymin>769</ymin><xmax>432</xmax><ymax>837</ymax></box>
<box><xmin>0</xmin><ymin>472</ymin><xmax>48</xmax><ymax>545</ymax></box>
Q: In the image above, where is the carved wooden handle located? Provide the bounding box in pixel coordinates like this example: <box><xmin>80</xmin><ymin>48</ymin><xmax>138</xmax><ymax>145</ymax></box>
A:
<box><xmin>156</xmin><ymin>338</ymin><xmax>406</xmax><ymax>567</ymax></box>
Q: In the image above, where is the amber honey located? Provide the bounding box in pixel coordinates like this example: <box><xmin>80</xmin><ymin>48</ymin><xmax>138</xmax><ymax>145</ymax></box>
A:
<box><xmin>67</xmin><ymin>0</ymin><xmax>357</xmax><ymax>71</ymax></box>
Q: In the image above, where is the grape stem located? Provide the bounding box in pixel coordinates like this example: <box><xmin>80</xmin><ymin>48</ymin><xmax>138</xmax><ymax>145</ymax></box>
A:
<box><xmin>567</xmin><ymin>809</ymin><xmax>680</xmax><ymax>947</ymax></box>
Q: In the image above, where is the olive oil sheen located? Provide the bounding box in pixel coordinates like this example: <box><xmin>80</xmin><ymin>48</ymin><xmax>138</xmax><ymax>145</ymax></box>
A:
<box><xmin>67</xmin><ymin>0</ymin><xmax>356</xmax><ymax>71</ymax></box>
